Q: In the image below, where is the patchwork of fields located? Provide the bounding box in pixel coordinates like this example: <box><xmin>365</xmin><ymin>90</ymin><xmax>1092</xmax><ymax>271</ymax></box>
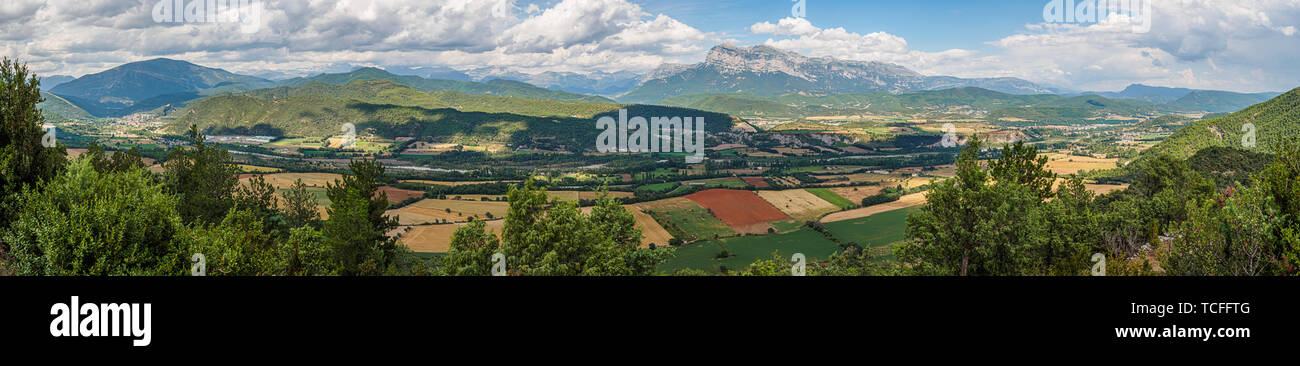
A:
<box><xmin>757</xmin><ymin>189</ymin><xmax>842</xmax><ymax>222</ymax></box>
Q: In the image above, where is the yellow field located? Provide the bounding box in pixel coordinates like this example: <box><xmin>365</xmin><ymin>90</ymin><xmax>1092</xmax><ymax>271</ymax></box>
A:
<box><xmin>395</xmin><ymin>203</ymin><xmax>674</xmax><ymax>253</ymax></box>
<box><xmin>395</xmin><ymin>220</ymin><xmax>505</xmax><ymax>253</ymax></box>
<box><xmin>828</xmin><ymin>184</ymin><xmax>901</xmax><ymax>204</ymax></box>
<box><xmin>757</xmin><ymin>189</ymin><xmax>842</xmax><ymax>222</ymax></box>
<box><xmin>820</xmin><ymin>192</ymin><xmax>928</xmax><ymax>223</ymax></box>
<box><xmin>237</xmin><ymin>164</ymin><xmax>283</xmax><ymax>173</ymax></box>
<box><xmin>254</xmin><ymin>173</ymin><xmax>344</xmax><ymax>188</ymax></box>
<box><xmin>385</xmin><ymin>199</ymin><xmax>509</xmax><ymax>225</ymax></box>
<box><xmin>1085</xmin><ymin>183</ymin><xmax>1129</xmax><ymax>195</ymax></box>
<box><xmin>1043</xmin><ymin>154</ymin><xmax>1121</xmax><ymax>175</ymax></box>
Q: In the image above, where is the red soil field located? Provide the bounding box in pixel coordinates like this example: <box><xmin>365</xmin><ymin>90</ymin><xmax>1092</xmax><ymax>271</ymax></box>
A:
<box><xmin>684</xmin><ymin>189</ymin><xmax>790</xmax><ymax>234</ymax></box>
<box><xmin>376</xmin><ymin>186</ymin><xmax>424</xmax><ymax>203</ymax></box>
<box><xmin>741</xmin><ymin>177</ymin><xmax>770</xmax><ymax>188</ymax></box>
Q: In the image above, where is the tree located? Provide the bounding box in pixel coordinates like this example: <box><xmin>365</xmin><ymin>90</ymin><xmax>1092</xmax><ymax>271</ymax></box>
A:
<box><xmin>322</xmin><ymin>159</ymin><xmax>400</xmax><ymax>275</ymax></box>
<box><xmin>1166</xmin><ymin>184</ymin><xmax>1279</xmax><ymax>276</ymax></box>
<box><xmin>444</xmin><ymin>179</ymin><xmax>673</xmax><ymax>276</ymax></box>
<box><xmin>0</xmin><ymin>58</ymin><xmax>67</xmax><ymax>236</ymax></box>
<box><xmin>2</xmin><ymin>159</ymin><xmax>186</xmax><ymax>275</ymax></box>
<box><xmin>280</xmin><ymin>178</ymin><xmax>321</xmax><ymax>228</ymax></box>
<box><xmin>163</xmin><ymin>125</ymin><xmax>239</xmax><ymax>225</ymax></box>
<box><xmin>899</xmin><ymin>137</ymin><xmax>1089</xmax><ymax>276</ymax></box>
<box><xmin>442</xmin><ymin>220</ymin><xmax>501</xmax><ymax>276</ymax></box>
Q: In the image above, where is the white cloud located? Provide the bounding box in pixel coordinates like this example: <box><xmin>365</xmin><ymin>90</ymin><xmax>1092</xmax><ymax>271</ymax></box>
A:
<box><xmin>3</xmin><ymin>0</ymin><xmax>714</xmax><ymax>79</ymax></box>
<box><xmin>744</xmin><ymin>0</ymin><xmax>1300</xmax><ymax>93</ymax></box>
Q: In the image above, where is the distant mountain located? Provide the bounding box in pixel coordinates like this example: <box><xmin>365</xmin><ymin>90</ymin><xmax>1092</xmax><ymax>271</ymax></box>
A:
<box><xmin>170</xmin><ymin>79</ymin><xmax>740</xmax><ymax>152</ymax></box>
<box><xmin>659</xmin><ymin>87</ymin><xmax>1153</xmax><ymax>122</ymax></box>
<box><xmin>1080</xmin><ymin>84</ymin><xmax>1280</xmax><ymax>112</ymax></box>
<box><xmin>386</xmin><ymin>65</ymin><xmax>472</xmax><ymax>81</ymax></box>
<box><xmin>1144</xmin><ymin>87</ymin><xmax>1300</xmax><ymax>159</ymax></box>
<box><xmin>278</xmin><ymin>67</ymin><xmax>615</xmax><ymax>104</ymax></box>
<box><xmin>1162</xmin><ymin>90</ymin><xmax>1281</xmax><ymax>113</ymax></box>
<box><xmin>468</xmin><ymin>69</ymin><xmax>641</xmax><ymax>96</ymax></box>
<box><xmin>37</xmin><ymin>75</ymin><xmax>75</xmax><ymax>90</ymax></box>
<box><xmin>49</xmin><ymin>58</ymin><xmax>275</xmax><ymax>117</ymax></box>
<box><xmin>620</xmin><ymin>44</ymin><xmax>1053</xmax><ymax>104</ymax></box>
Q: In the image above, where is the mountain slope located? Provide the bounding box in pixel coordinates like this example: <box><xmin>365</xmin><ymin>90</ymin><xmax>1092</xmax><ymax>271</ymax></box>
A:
<box><xmin>1161</xmin><ymin>90</ymin><xmax>1281</xmax><ymax>113</ymax></box>
<box><xmin>49</xmin><ymin>58</ymin><xmax>275</xmax><ymax>117</ymax></box>
<box><xmin>169</xmin><ymin>81</ymin><xmax>742</xmax><ymax>151</ymax></box>
<box><xmin>1144</xmin><ymin>87</ymin><xmax>1300</xmax><ymax>159</ymax></box>
<box><xmin>278</xmin><ymin>67</ymin><xmax>615</xmax><ymax>104</ymax></box>
<box><xmin>620</xmin><ymin>44</ymin><xmax>1051</xmax><ymax>104</ymax></box>
<box><xmin>38</xmin><ymin>91</ymin><xmax>94</xmax><ymax>122</ymax></box>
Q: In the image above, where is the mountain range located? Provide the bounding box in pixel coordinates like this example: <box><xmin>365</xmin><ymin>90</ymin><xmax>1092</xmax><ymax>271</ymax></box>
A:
<box><xmin>617</xmin><ymin>44</ymin><xmax>1055</xmax><ymax>104</ymax></box>
<box><xmin>48</xmin><ymin>58</ymin><xmax>276</xmax><ymax>117</ymax></box>
<box><xmin>1079</xmin><ymin>84</ymin><xmax>1279</xmax><ymax>112</ymax></box>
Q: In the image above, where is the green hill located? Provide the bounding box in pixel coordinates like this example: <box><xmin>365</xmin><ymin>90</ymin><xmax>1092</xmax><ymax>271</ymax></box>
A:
<box><xmin>655</xmin><ymin>87</ymin><xmax>1152</xmax><ymax>122</ymax></box>
<box><xmin>1144</xmin><ymin>87</ymin><xmax>1300</xmax><ymax>159</ymax></box>
<box><xmin>1160</xmin><ymin>90</ymin><xmax>1280</xmax><ymax>113</ymax></box>
<box><xmin>38</xmin><ymin>91</ymin><xmax>94</xmax><ymax>121</ymax></box>
<box><xmin>169</xmin><ymin>81</ymin><xmax>743</xmax><ymax>151</ymax></box>
<box><xmin>279</xmin><ymin>67</ymin><xmax>615</xmax><ymax>104</ymax></box>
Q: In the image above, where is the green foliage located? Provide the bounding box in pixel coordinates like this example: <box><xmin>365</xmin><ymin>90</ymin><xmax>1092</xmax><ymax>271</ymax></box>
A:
<box><xmin>280</xmin><ymin>178</ymin><xmax>321</xmax><ymax>228</ymax></box>
<box><xmin>1</xmin><ymin>58</ymin><xmax>67</xmax><ymax>231</ymax></box>
<box><xmin>163</xmin><ymin>125</ymin><xmax>240</xmax><ymax>224</ymax></box>
<box><xmin>1144</xmin><ymin>87</ymin><xmax>1300</xmax><ymax>160</ymax></box>
<box><xmin>899</xmin><ymin>137</ymin><xmax>1093</xmax><ymax>275</ymax></box>
<box><xmin>3</xmin><ymin>159</ymin><xmax>186</xmax><ymax>275</ymax></box>
<box><xmin>1166</xmin><ymin>184</ymin><xmax>1278</xmax><ymax>276</ymax></box>
<box><xmin>322</xmin><ymin>159</ymin><xmax>401</xmax><ymax>275</ymax></box>
<box><xmin>444</xmin><ymin>179</ymin><xmax>675</xmax><ymax>275</ymax></box>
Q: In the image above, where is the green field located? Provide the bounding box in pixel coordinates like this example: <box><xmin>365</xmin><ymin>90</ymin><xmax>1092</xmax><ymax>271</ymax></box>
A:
<box><xmin>653</xmin><ymin>207</ymin><xmax>735</xmax><ymax>240</ymax></box>
<box><xmin>769</xmin><ymin>219</ymin><xmax>804</xmax><ymax>233</ymax></box>
<box><xmin>658</xmin><ymin>229</ymin><xmax>840</xmax><ymax>274</ymax></box>
<box><xmin>823</xmin><ymin>207</ymin><xmax>916</xmax><ymax>261</ymax></box>
<box><xmin>806</xmin><ymin>188</ymin><xmax>856</xmax><ymax>209</ymax></box>
<box><xmin>683</xmin><ymin>177</ymin><xmax>750</xmax><ymax>188</ymax></box>
<box><xmin>637</xmin><ymin>182</ymin><xmax>679</xmax><ymax>193</ymax></box>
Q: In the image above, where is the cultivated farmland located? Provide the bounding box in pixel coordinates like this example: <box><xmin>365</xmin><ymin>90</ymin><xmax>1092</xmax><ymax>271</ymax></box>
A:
<box><xmin>820</xmin><ymin>192</ymin><xmax>928</xmax><ymax>223</ymax></box>
<box><xmin>685</xmin><ymin>189</ymin><xmax>790</xmax><ymax>234</ymax></box>
<box><xmin>756</xmin><ymin>189</ymin><xmax>842</xmax><ymax>222</ymax></box>
<box><xmin>657</xmin><ymin>229</ymin><xmax>840</xmax><ymax>274</ymax></box>
<box><xmin>386</xmin><ymin>199</ymin><xmax>509</xmax><ymax>225</ymax></box>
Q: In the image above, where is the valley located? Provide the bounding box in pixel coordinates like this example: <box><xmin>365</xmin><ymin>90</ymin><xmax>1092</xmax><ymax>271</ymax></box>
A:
<box><xmin>30</xmin><ymin>44</ymin><xmax>1298</xmax><ymax>275</ymax></box>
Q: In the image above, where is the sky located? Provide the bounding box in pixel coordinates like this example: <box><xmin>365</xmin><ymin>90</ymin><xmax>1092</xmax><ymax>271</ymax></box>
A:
<box><xmin>2</xmin><ymin>0</ymin><xmax>1297</xmax><ymax>93</ymax></box>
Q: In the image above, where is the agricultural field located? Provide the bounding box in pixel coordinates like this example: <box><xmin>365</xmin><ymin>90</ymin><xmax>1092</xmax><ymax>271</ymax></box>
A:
<box><xmin>1042</xmin><ymin>153</ymin><xmax>1121</xmax><ymax>175</ymax></box>
<box><xmin>385</xmin><ymin>198</ymin><xmax>509</xmax><ymax>225</ymax></box>
<box><xmin>740</xmin><ymin>176</ymin><xmax>770</xmax><ymax>188</ymax></box>
<box><xmin>394</xmin><ymin>220</ymin><xmax>506</xmax><ymax>253</ymax></box>
<box><xmin>657</xmin><ymin>229</ymin><xmax>840</xmax><ymax>274</ymax></box>
<box><xmin>685</xmin><ymin>189</ymin><xmax>790</xmax><ymax>234</ymax></box>
<box><xmin>682</xmin><ymin>177</ymin><xmax>750</xmax><ymax>189</ymax></box>
<box><xmin>546</xmin><ymin>190</ymin><xmax>634</xmax><ymax>201</ymax></box>
<box><xmin>756</xmin><ymin>189</ymin><xmax>842</xmax><ymax>222</ymax></box>
<box><xmin>823</xmin><ymin>207</ymin><xmax>918</xmax><ymax>260</ymax></box>
<box><xmin>377</xmin><ymin>186</ymin><xmax>424</xmax><ymax>203</ymax></box>
<box><xmin>255</xmin><ymin>172</ymin><xmax>344</xmax><ymax>188</ymax></box>
<box><xmin>805</xmin><ymin>188</ymin><xmax>856</xmax><ymax>209</ymax></box>
<box><xmin>821</xmin><ymin>192</ymin><xmax>928</xmax><ymax>223</ymax></box>
<box><xmin>827</xmin><ymin>185</ymin><xmax>897</xmax><ymax>205</ymax></box>
<box><xmin>398</xmin><ymin>180</ymin><xmax>519</xmax><ymax>187</ymax></box>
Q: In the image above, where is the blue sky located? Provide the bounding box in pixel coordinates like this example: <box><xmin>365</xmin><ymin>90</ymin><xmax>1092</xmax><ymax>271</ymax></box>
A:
<box><xmin>4</xmin><ymin>0</ymin><xmax>1298</xmax><ymax>93</ymax></box>
<box><xmin>637</xmin><ymin>0</ymin><xmax>1051</xmax><ymax>53</ymax></box>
